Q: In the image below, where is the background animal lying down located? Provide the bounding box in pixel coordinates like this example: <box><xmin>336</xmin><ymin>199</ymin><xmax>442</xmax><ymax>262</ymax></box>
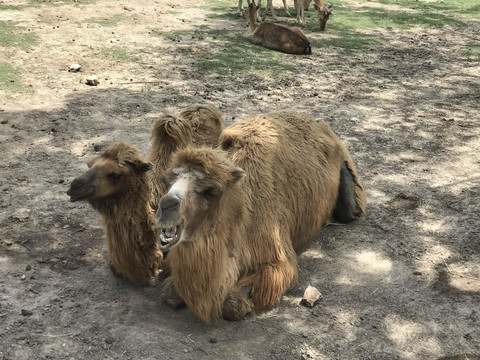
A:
<box><xmin>156</xmin><ymin>110</ymin><xmax>366</xmax><ymax>323</ymax></box>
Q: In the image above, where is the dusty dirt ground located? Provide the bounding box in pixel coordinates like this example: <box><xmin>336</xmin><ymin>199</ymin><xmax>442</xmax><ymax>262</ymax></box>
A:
<box><xmin>1</xmin><ymin>0</ymin><xmax>479</xmax><ymax>359</ymax></box>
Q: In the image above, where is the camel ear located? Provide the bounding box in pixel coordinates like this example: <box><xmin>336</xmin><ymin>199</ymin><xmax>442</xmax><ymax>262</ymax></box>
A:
<box><xmin>126</xmin><ymin>160</ymin><xmax>152</xmax><ymax>174</ymax></box>
<box><xmin>231</xmin><ymin>167</ymin><xmax>245</xmax><ymax>183</ymax></box>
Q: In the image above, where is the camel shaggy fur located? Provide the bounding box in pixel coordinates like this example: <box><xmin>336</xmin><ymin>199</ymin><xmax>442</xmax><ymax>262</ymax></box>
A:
<box><xmin>155</xmin><ymin>111</ymin><xmax>366</xmax><ymax>322</ymax></box>
<box><xmin>148</xmin><ymin>104</ymin><xmax>224</xmax><ymax>207</ymax></box>
<box><xmin>67</xmin><ymin>141</ymin><xmax>162</xmax><ymax>286</ymax></box>
<box><xmin>67</xmin><ymin>104</ymin><xmax>224</xmax><ymax>287</ymax></box>
<box><xmin>246</xmin><ymin>2</ymin><xmax>311</xmax><ymax>55</ymax></box>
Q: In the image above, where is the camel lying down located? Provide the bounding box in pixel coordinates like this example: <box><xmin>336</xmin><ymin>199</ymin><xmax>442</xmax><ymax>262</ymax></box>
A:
<box><xmin>156</xmin><ymin>111</ymin><xmax>366</xmax><ymax>322</ymax></box>
<box><xmin>66</xmin><ymin>104</ymin><xmax>224</xmax><ymax>286</ymax></box>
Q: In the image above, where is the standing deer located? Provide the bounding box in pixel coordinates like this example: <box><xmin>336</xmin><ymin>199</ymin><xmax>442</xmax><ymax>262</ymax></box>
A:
<box><xmin>294</xmin><ymin>0</ymin><xmax>332</xmax><ymax>28</ymax></box>
<box><xmin>246</xmin><ymin>0</ymin><xmax>311</xmax><ymax>55</ymax></box>
<box><xmin>239</xmin><ymin>0</ymin><xmax>291</xmax><ymax>20</ymax></box>
<box><xmin>313</xmin><ymin>0</ymin><xmax>332</xmax><ymax>30</ymax></box>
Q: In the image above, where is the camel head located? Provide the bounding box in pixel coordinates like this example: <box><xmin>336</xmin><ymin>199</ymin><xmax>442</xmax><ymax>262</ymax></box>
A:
<box><xmin>155</xmin><ymin>146</ymin><xmax>245</xmax><ymax>251</ymax></box>
<box><xmin>67</xmin><ymin>141</ymin><xmax>152</xmax><ymax>203</ymax></box>
<box><xmin>314</xmin><ymin>2</ymin><xmax>333</xmax><ymax>31</ymax></box>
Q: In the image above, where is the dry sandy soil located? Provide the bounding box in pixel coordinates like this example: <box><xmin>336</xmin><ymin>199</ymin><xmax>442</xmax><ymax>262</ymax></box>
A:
<box><xmin>0</xmin><ymin>0</ymin><xmax>479</xmax><ymax>359</ymax></box>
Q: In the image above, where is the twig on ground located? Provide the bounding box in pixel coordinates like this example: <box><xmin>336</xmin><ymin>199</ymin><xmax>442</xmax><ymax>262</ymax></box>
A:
<box><xmin>119</xmin><ymin>81</ymin><xmax>161</xmax><ymax>85</ymax></box>
<box><xmin>440</xmin><ymin>256</ymin><xmax>452</xmax><ymax>274</ymax></box>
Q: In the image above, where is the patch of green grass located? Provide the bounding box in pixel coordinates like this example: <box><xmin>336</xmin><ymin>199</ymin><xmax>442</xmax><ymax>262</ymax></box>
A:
<box><xmin>363</xmin><ymin>0</ymin><xmax>480</xmax><ymax>19</ymax></box>
<box><xmin>0</xmin><ymin>4</ymin><xmax>24</xmax><ymax>10</ymax></box>
<box><xmin>0</xmin><ymin>0</ymin><xmax>90</xmax><ymax>9</ymax></box>
<box><xmin>100</xmin><ymin>46</ymin><xmax>133</xmax><ymax>60</ymax></box>
<box><xmin>161</xmin><ymin>28</ymin><xmax>294</xmax><ymax>77</ymax></box>
<box><xmin>313</xmin><ymin>31</ymin><xmax>384</xmax><ymax>53</ymax></box>
<box><xmin>197</xmin><ymin>0</ymin><xmax>232</xmax><ymax>11</ymax></box>
<box><xmin>85</xmin><ymin>14</ymin><xmax>125</xmax><ymax>27</ymax></box>
<box><xmin>0</xmin><ymin>21</ymin><xmax>37</xmax><ymax>50</ymax></box>
<box><xmin>0</xmin><ymin>63</ymin><xmax>27</xmax><ymax>92</ymax></box>
<box><xmin>463</xmin><ymin>44</ymin><xmax>480</xmax><ymax>58</ymax></box>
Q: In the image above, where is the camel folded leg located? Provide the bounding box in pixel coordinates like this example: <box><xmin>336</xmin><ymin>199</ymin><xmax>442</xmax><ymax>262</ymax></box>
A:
<box><xmin>221</xmin><ymin>277</ymin><xmax>255</xmax><ymax>321</ymax></box>
<box><xmin>250</xmin><ymin>253</ymin><xmax>298</xmax><ymax>310</ymax></box>
<box><xmin>162</xmin><ymin>276</ymin><xmax>185</xmax><ymax>309</ymax></box>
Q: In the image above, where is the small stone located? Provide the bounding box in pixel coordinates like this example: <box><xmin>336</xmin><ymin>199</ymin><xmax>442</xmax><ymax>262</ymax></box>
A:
<box><xmin>21</xmin><ymin>309</ymin><xmax>33</xmax><ymax>316</ymax></box>
<box><xmin>26</xmin><ymin>264</ymin><xmax>32</xmax><ymax>271</ymax></box>
<box><xmin>300</xmin><ymin>285</ymin><xmax>322</xmax><ymax>308</ymax></box>
<box><xmin>21</xmin><ymin>275</ymin><xmax>26</xmax><ymax>280</ymax></box>
<box><xmin>4</xmin><ymin>240</ymin><xmax>13</xmax><ymax>246</ymax></box>
<box><xmin>208</xmin><ymin>337</ymin><xmax>217</xmax><ymax>344</ymax></box>
<box><xmin>69</xmin><ymin>64</ymin><xmax>81</xmax><ymax>72</ymax></box>
<box><xmin>413</xmin><ymin>271</ymin><xmax>422</xmax><ymax>276</ymax></box>
<box><xmin>86</xmin><ymin>76</ymin><xmax>99</xmax><ymax>86</ymax></box>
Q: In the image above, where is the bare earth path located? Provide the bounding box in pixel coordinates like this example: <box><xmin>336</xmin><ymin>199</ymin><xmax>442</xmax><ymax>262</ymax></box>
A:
<box><xmin>0</xmin><ymin>0</ymin><xmax>479</xmax><ymax>359</ymax></box>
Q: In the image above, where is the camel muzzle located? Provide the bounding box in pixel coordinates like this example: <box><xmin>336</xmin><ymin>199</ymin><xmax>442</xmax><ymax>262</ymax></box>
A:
<box><xmin>67</xmin><ymin>173</ymin><xmax>96</xmax><ymax>202</ymax></box>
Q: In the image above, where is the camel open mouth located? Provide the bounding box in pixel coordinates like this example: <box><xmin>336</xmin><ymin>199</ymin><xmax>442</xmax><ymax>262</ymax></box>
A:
<box><xmin>67</xmin><ymin>189</ymin><xmax>92</xmax><ymax>202</ymax></box>
<box><xmin>159</xmin><ymin>222</ymin><xmax>183</xmax><ymax>251</ymax></box>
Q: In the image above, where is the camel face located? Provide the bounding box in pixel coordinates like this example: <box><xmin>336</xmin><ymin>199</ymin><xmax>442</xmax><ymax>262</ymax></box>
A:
<box><xmin>67</xmin><ymin>154</ymin><xmax>151</xmax><ymax>203</ymax></box>
<box><xmin>155</xmin><ymin>148</ymin><xmax>245</xmax><ymax>252</ymax></box>
<box><xmin>68</xmin><ymin>158</ymin><xmax>130</xmax><ymax>202</ymax></box>
<box><xmin>155</xmin><ymin>168</ymin><xmax>219</xmax><ymax>251</ymax></box>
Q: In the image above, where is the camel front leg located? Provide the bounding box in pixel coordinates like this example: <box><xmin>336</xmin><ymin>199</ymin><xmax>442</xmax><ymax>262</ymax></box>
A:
<box><xmin>251</xmin><ymin>255</ymin><xmax>298</xmax><ymax>310</ymax></box>
<box><xmin>221</xmin><ymin>277</ymin><xmax>255</xmax><ymax>321</ymax></box>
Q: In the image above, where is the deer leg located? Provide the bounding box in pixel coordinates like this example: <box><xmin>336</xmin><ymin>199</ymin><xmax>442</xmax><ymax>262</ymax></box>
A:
<box><xmin>238</xmin><ymin>0</ymin><xmax>244</xmax><ymax>15</ymax></box>
<box><xmin>294</xmin><ymin>0</ymin><xmax>302</xmax><ymax>23</ymax></box>
<box><xmin>267</xmin><ymin>0</ymin><xmax>278</xmax><ymax>20</ymax></box>
<box><xmin>283</xmin><ymin>0</ymin><xmax>291</xmax><ymax>16</ymax></box>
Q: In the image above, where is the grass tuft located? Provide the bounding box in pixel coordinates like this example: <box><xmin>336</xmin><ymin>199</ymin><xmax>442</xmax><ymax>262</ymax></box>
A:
<box><xmin>0</xmin><ymin>63</ymin><xmax>27</xmax><ymax>92</ymax></box>
<box><xmin>0</xmin><ymin>21</ymin><xmax>37</xmax><ymax>50</ymax></box>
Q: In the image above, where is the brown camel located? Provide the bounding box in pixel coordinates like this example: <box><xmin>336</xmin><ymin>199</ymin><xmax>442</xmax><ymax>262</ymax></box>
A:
<box><xmin>67</xmin><ymin>141</ymin><xmax>161</xmax><ymax>286</ymax></box>
<box><xmin>155</xmin><ymin>111</ymin><xmax>366</xmax><ymax>322</ymax></box>
<box><xmin>67</xmin><ymin>104</ymin><xmax>224</xmax><ymax>286</ymax></box>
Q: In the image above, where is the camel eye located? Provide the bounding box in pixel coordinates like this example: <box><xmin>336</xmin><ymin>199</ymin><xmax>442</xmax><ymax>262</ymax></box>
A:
<box><xmin>108</xmin><ymin>171</ymin><xmax>122</xmax><ymax>180</ymax></box>
<box><xmin>202</xmin><ymin>187</ymin><xmax>220</xmax><ymax>199</ymax></box>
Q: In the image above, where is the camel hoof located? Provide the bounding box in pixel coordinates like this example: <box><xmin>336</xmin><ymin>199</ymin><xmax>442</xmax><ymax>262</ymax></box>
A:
<box><xmin>162</xmin><ymin>281</ymin><xmax>185</xmax><ymax>309</ymax></box>
<box><xmin>222</xmin><ymin>295</ymin><xmax>252</xmax><ymax>321</ymax></box>
<box><xmin>109</xmin><ymin>263</ymin><xmax>123</xmax><ymax>278</ymax></box>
